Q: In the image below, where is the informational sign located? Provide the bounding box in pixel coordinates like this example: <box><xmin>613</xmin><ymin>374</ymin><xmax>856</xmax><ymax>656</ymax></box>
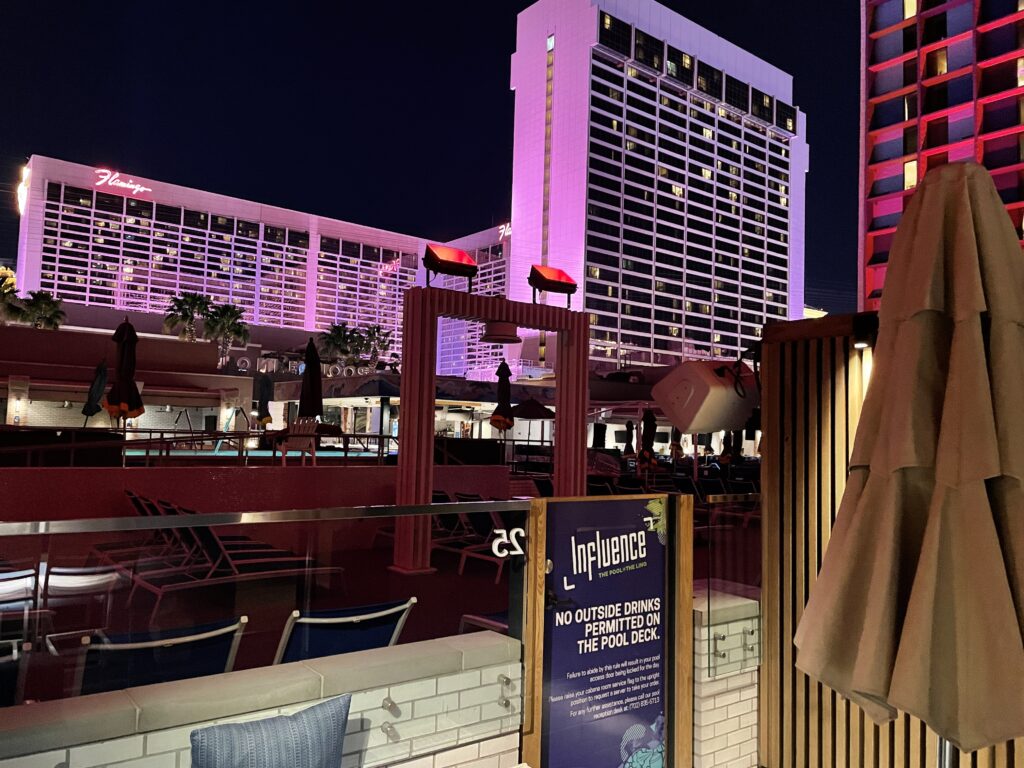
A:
<box><xmin>542</xmin><ymin>497</ymin><xmax>669</xmax><ymax>768</ymax></box>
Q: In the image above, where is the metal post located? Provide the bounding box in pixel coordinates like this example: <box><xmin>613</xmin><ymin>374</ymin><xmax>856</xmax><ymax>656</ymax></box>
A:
<box><xmin>937</xmin><ymin>738</ymin><xmax>957</xmax><ymax>768</ymax></box>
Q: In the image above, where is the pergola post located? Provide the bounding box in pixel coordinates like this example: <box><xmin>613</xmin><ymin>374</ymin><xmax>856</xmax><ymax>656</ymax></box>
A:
<box><xmin>392</xmin><ymin>288</ymin><xmax>438</xmax><ymax>574</ymax></box>
<box><xmin>392</xmin><ymin>287</ymin><xmax>589</xmax><ymax>573</ymax></box>
<box><xmin>553</xmin><ymin>320</ymin><xmax>589</xmax><ymax>496</ymax></box>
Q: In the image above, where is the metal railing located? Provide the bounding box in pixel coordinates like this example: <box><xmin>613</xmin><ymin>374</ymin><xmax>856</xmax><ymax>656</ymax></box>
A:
<box><xmin>0</xmin><ymin>427</ymin><xmax>403</xmax><ymax>468</ymax></box>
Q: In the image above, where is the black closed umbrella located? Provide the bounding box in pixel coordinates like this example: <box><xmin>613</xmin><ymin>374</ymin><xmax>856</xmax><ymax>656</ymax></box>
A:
<box><xmin>297</xmin><ymin>338</ymin><xmax>323</xmax><ymax>419</ymax></box>
<box><xmin>623</xmin><ymin>420</ymin><xmax>635</xmax><ymax>457</ymax></box>
<box><xmin>104</xmin><ymin>319</ymin><xmax>144</xmax><ymax>420</ymax></box>
<box><xmin>670</xmin><ymin>427</ymin><xmax>683</xmax><ymax>460</ymax></box>
<box><xmin>82</xmin><ymin>361</ymin><xmax>108</xmax><ymax>426</ymax></box>
<box><xmin>489</xmin><ymin>359</ymin><xmax>514</xmax><ymax>432</ymax></box>
<box><xmin>638</xmin><ymin>409</ymin><xmax>658</xmax><ymax>471</ymax></box>
<box><xmin>255</xmin><ymin>372</ymin><xmax>274</xmax><ymax>425</ymax></box>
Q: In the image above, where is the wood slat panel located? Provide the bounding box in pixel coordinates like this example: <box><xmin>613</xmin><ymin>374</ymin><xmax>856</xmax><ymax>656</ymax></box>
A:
<box><xmin>795</xmin><ymin>340</ymin><xmax>808</xmax><ymax>768</ymax></box>
<box><xmin>782</xmin><ymin>341</ymin><xmax>795</xmax><ymax>766</ymax></box>
<box><xmin>761</xmin><ymin>332</ymin><xmax>1017</xmax><ymax>768</ymax></box>
<box><xmin>760</xmin><ymin>339</ymin><xmax>783</xmax><ymax>768</ymax></box>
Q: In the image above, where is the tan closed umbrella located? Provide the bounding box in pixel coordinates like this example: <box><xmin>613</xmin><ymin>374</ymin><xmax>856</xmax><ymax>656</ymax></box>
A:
<box><xmin>794</xmin><ymin>162</ymin><xmax>1024</xmax><ymax>754</ymax></box>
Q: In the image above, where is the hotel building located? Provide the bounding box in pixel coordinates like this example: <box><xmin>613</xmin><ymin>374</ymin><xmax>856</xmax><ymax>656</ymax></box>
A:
<box><xmin>509</xmin><ymin>0</ymin><xmax>808</xmax><ymax>369</ymax></box>
<box><xmin>435</xmin><ymin>223</ymin><xmax>514</xmax><ymax>379</ymax></box>
<box><xmin>15</xmin><ymin>156</ymin><xmax>422</xmax><ymax>354</ymax></box>
<box><xmin>861</xmin><ymin>0</ymin><xmax>1024</xmax><ymax>310</ymax></box>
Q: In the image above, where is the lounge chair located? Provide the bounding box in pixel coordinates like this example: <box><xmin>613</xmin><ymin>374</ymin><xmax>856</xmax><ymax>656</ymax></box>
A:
<box><xmin>280</xmin><ymin>418</ymin><xmax>318</xmax><ymax>466</ymax></box>
<box><xmin>433</xmin><ymin>510</ymin><xmax>512</xmax><ymax>583</ymax></box>
<box><xmin>125</xmin><ymin>500</ymin><xmax>341</xmax><ymax>622</ymax></box>
<box><xmin>54</xmin><ymin>616</ymin><xmax>248</xmax><ymax>697</ymax></box>
<box><xmin>0</xmin><ymin>640</ymin><xmax>29</xmax><ymax>707</ymax></box>
<box><xmin>458</xmin><ymin>611</ymin><xmax>509</xmax><ymax>634</ymax></box>
<box><xmin>272</xmin><ymin>598</ymin><xmax>417</xmax><ymax>664</ymax></box>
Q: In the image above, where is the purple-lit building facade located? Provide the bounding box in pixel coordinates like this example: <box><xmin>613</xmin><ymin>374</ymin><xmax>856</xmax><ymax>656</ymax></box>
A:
<box><xmin>859</xmin><ymin>0</ymin><xmax>1024</xmax><ymax>311</ymax></box>
<box><xmin>435</xmin><ymin>223</ymin><xmax>514</xmax><ymax>379</ymax></box>
<box><xmin>509</xmin><ymin>0</ymin><xmax>808</xmax><ymax>368</ymax></box>
<box><xmin>16</xmin><ymin>156</ymin><xmax>423</xmax><ymax>355</ymax></box>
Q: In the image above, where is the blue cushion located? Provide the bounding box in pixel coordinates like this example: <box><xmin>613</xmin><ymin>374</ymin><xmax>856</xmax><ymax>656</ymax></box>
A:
<box><xmin>190</xmin><ymin>694</ymin><xmax>351</xmax><ymax>768</ymax></box>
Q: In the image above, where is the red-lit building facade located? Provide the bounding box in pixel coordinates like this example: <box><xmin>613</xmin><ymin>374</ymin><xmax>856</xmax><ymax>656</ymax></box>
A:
<box><xmin>861</xmin><ymin>0</ymin><xmax>1024</xmax><ymax>309</ymax></box>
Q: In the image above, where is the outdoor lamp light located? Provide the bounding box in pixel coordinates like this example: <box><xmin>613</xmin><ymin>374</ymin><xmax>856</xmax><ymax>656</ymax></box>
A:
<box><xmin>852</xmin><ymin>312</ymin><xmax>879</xmax><ymax>350</ymax></box>
<box><xmin>528</xmin><ymin>265</ymin><xmax>577</xmax><ymax>308</ymax></box>
<box><xmin>423</xmin><ymin>243</ymin><xmax>478</xmax><ymax>292</ymax></box>
<box><xmin>481</xmin><ymin>321</ymin><xmax>522</xmax><ymax>344</ymax></box>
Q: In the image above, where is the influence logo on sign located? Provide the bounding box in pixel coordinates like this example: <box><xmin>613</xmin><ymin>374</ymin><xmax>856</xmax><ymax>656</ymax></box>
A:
<box><xmin>568</xmin><ymin>528</ymin><xmax>647</xmax><ymax>588</ymax></box>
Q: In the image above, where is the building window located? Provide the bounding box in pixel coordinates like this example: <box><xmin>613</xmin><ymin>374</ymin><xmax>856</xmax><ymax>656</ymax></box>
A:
<box><xmin>634</xmin><ymin>28</ymin><xmax>663</xmax><ymax>71</ymax></box>
<box><xmin>666</xmin><ymin>45</ymin><xmax>694</xmax><ymax>86</ymax></box>
<box><xmin>752</xmin><ymin>89</ymin><xmax>774</xmax><ymax>122</ymax></box>
<box><xmin>696</xmin><ymin>61</ymin><xmax>723</xmax><ymax>99</ymax></box>
<box><xmin>904</xmin><ymin>159</ymin><xmax>918</xmax><ymax>190</ymax></box>
<box><xmin>725</xmin><ymin>76</ymin><xmax>750</xmax><ymax>113</ymax></box>
<box><xmin>776</xmin><ymin>101</ymin><xmax>797</xmax><ymax>134</ymax></box>
<box><xmin>598</xmin><ymin>13</ymin><xmax>631</xmax><ymax>56</ymax></box>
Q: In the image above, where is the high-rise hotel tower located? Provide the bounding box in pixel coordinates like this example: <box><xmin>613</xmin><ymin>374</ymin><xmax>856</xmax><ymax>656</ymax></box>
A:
<box><xmin>509</xmin><ymin>0</ymin><xmax>808</xmax><ymax>369</ymax></box>
<box><xmin>861</xmin><ymin>0</ymin><xmax>1024</xmax><ymax>310</ymax></box>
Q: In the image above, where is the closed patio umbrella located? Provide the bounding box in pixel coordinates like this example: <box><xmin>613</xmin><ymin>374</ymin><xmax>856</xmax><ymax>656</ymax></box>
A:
<box><xmin>297</xmin><ymin>338</ymin><xmax>323</xmax><ymax>420</ymax></box>
<box><xmin>81</xmin><ymin>361</ymin><xmax>107</xmax><ymax>426</ymax></box>
<box><xmin>255</xmin><ymin>372</ymin><xmax>274</xmax><ymax>425</ymax></box>
<box><xmin>669</xmin><ymin>427</ymin><xmax>683</xmax><ymax>460</ymax></box>
<box><xmin>623</xmin><ymin>420</ymin><xmax>635</xmax><ymax>457</ymax></box>
<box><xmin>489</xmin><ymin>359</ymin><xmax>514</xmax><ymax>432</ymax></box>
<box><xmin>638</xmin><ymin>408</ymin><xmax>658</xmax><ymax>471</ymax></box>
<box><xmin>794</xmin><ymin>163</ymin><xmax>1024</xmax><ymax>755</ymax></box>
<box><xmin>104</xmin><ymin>319</ymin><xmax>144</xmax><ymax>420</ymax></box>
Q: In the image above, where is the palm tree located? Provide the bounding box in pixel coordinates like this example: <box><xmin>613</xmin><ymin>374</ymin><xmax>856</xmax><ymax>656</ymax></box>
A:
<box><xmin>318</xmin><ymin>322</ymin><xmax>366</xmax><ymax>365</ymax></box>
<box><xmin>163</xmin><ymin>291</ymin><xmax>211</xmax><ymax>342</ymax></box>
<box><xmin>0</xmin><ymin>267</ymin><xmax>22</xmax><ymax>325</ymax></box>
<box><xmin>20</xmin><ymin>290</ymin><xmax>66</xmax><ymax>329</ymax></box>
<box><xmin>204</xmin><ymin>303</ymin><xmax>250</xmax><ymax>365</ymax></box>
<box><xmin>363</xmin><ymin>325</ymin><xmax>394</xmax><ymax>364</ymax></box>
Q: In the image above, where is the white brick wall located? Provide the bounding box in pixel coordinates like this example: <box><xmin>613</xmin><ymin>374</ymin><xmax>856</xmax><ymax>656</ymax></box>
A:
<box><xmin>694</xmin><ymin>619</ymin><xmax>760</xmax><ymax>682</ymax></box>
<box><xmin>693</xmin><ymin>589</ymin><xmax>760</xmax><ymax>768</ymax></box>
<box><xmin>693</xmin><ymin>659</ymin><xmax>758</xmax><ymax>768</ymax></box>
<box><xmin>0</xmin><ymin>659</ymin><xmax>522</xmax><ymax>768</ymax></box>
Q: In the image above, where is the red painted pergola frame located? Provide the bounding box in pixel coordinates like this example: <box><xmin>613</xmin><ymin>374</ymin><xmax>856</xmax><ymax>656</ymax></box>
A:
<box><xmin>393</xmin><ymin>287</ymin><xmax>590</xmax><ymax>573</ymax></box>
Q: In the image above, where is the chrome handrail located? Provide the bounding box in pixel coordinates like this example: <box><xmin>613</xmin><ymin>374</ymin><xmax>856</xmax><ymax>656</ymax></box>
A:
<box><xmin>0</xmin><ymin>500</ymin><xmax>533</xmax><ymax>537</ymax></box>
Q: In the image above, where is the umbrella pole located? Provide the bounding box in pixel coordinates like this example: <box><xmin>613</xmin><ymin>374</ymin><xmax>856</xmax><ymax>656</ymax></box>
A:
<box><xmin>937</xmin><ymin>738</ymin><xmax>957</xmax><ymax>768</ymax></box>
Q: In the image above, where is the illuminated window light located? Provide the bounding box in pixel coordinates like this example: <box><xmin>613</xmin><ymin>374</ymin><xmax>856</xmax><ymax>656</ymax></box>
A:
<box><xmin>16</xmin><ymin>166</ymin><xmax>30</xmax><ymax>216</ymax></box>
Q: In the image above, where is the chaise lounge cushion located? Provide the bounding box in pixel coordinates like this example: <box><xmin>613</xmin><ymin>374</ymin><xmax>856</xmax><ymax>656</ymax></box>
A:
<box><xmin>190</xmin><ymin>694</ymin><xmax>351</xmax><ymax>768</ymax></box>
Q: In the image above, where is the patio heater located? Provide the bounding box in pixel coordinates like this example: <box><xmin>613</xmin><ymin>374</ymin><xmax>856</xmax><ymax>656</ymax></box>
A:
<box><xmin>423</xmin><ymin>244</ymin><xmax>478</xmax><ymax>293</ymax></box>
<box><xmin>528</xmin><ymin>265</ymin><xmax>577</xmax><ymax>308</ymax></box>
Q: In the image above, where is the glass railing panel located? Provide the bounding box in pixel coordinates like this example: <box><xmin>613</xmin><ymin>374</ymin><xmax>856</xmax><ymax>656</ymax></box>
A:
<box><xmin>0</xmin><ymin>501</ymin><xmax>532</xmax><ymax>707</ymax></box>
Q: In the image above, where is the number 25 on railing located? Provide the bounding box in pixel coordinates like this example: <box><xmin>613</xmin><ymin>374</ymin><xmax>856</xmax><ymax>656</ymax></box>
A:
<box><xmin>491</xmin><ymin>528</ymin><xmax>527</xmax><ymax>558</ymax></box>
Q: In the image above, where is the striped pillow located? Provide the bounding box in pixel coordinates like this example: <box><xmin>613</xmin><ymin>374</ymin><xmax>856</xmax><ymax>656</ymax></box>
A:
<box><xmin>190</xmin><ymin>695</ymin><xmax>351</xmax><ymax>768</ymax></box>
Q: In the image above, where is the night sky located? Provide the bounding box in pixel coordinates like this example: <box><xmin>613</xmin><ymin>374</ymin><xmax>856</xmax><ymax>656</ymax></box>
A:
<box><xmin>0</xmin><ymin>2</ymin><xmax>860</xmax><ymax>313</ymax></box>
